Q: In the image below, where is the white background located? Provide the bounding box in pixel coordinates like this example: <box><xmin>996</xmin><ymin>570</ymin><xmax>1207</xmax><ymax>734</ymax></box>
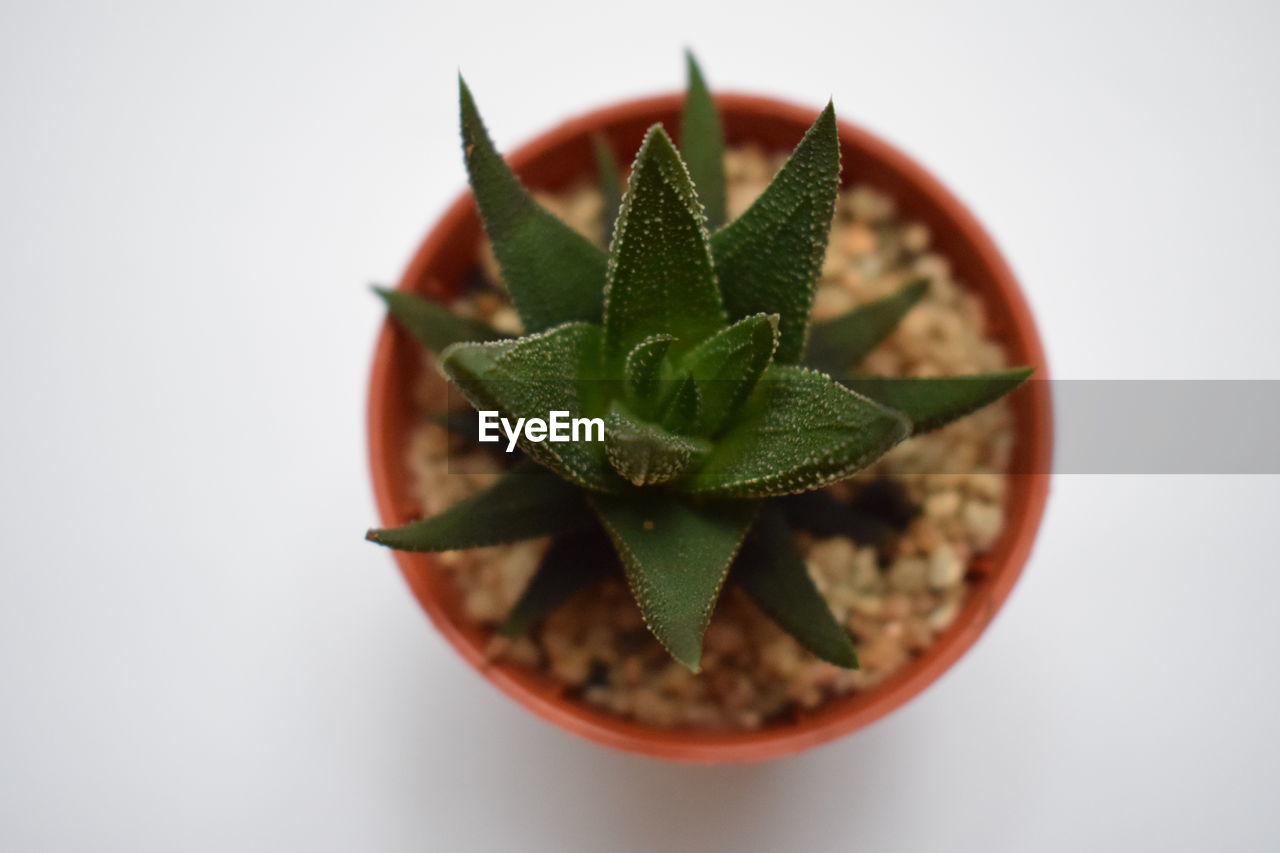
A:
<box><xmin>2</xmin><ymin>1</ymin><xmax>1278</xmax><ymax>849</ymax></box>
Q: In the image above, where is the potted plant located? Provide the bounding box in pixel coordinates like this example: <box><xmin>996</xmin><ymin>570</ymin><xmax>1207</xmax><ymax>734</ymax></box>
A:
<box><xmin>366</xmin><ymin>54</ymin><xmax>1052</xmax><ymax>761</ymax></box>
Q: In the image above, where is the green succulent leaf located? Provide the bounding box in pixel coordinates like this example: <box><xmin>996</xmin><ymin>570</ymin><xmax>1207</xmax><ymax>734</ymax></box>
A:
<box><xmin>366</xmin><ymin>459</ymin><xmax>591</xmax><ymax>551</ymax></box>
<box><xmin>682</xmin><ymin>312</ymin><xmax>779</xmax><ymax>435</ymax></box>
<box><xmin>460</xmin><ymin>77</ymin><xmax>607</xmax><ymax>331</ymax></box>
<box><xmin>604</xmin><ymin>409</ymin><xmax>701</xmax><ymax>486</ymax></box>
<box><xmin>843</xmin><ymin>368</ymin><xmax>1033</xmax><ymax>434</ymax></box>
<box><xmin>498</xmin><ymin>530</ymin><xmax>618</xmax><ymax>638</ymax></box>
<box><xmin>684</xmin><ymin>365</ymin><xmax>911</xmax><ymax>497</ymax></box>
<box><xmin>592</xmin><ymin>133</ymin><xmax>625</xmax><ymax>246</ymax></box>
<box><xmin>805</xmin><ymin>278</ymin><xmax>928</xmax><ymax>373</ymax></box>
<box><xmin>656</xmin><ymin>372</ymin><xmax>702</xmax><ymax>435</ymax></box>
<box><xmin>679</xmin><ymin>50</ymin><xmax>727</xmax><ymax>229</ymax></box>
<box><xmin>710</xmin><ymin>102</ymin><xmax>841</xmax><ymax>363</ymax></box>
<box><xmin>733</xmin><ymin>503</ymin><xmax>858</xmax><ymax>668</ymax></box>
<box><xmin>603</xmin><ymin>125</ymin><xmax>725</xmax><ymax>361</ymax></box>
<box><xmin>375</xmin><ymin>287</ymin><xmax>509</xmax><ymax>352</ymax></box>
<box><xmin>590</xmin><ymin>492</ymin><xmax>758</xmax><ymax>671</ymax></box>
<box><xmin>624</xmin><ymin>333</ymin><xmax>676</xmax><ymax>414</ymax></box>
<box><xmin>439</xmin><ymin>323</ymin><xmax>622</xmax><ymax>491</ymax></box>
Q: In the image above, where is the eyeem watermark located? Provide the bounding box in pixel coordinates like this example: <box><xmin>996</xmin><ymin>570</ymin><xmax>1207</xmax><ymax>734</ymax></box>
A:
<box><xmin>477</xmin><ymin>410</ymin><xmax>605</xmax><ymax>452</ymax></box>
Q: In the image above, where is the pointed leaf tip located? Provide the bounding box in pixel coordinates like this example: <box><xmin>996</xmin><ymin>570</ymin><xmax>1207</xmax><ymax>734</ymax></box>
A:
<box><xmin>458</xmin><ymin>81</ymin><xmax>607</xmax><ymax>331</ymax></box>
<box><xmin>844</xmin><ymin>367</ymin><xmax>1034</xmax><ymax>435</ymax></box>
<box><xmin>591</xmin><ymin>493</ymin><xmax>758</xmax><ymax>671</ymax></box>
<box><xmin>366</xmin><ymin>460</ymin><xmax>593</xmax><ymax>552</ymax></box>
<box><xmin>680</xmin><ymin>51</ymin><xmax>727</xmax><ymax>229</ymax></box>
<box><xmin>377</xmin><ymin>287</ymin><xmax>509</xmax><ymax>353</ymax></box>
<box><xmin>710</xmin><ymin>103</ymin><xmax>841</xmax><ymax>362</ymax></box>
<box><xmin>592</xmin><ymin>132</ymin><xmax>624</xmax><ymax>245</ymax></box>
<box><xmin>734</xmin><ymin>504</ymin><xmax>859</xmax><ymax>668</ymax></box>
<box><xmin>603</xmin><ymin>121</ymin><xmax>725</xmax><ymax>360</ymax></box>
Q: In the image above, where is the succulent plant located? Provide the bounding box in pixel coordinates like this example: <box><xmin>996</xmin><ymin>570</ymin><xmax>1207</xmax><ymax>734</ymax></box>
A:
<box><xmin>368</xmin><ymin>54</ymin><xmax>1032</xmax><ymax>671</ymax></box>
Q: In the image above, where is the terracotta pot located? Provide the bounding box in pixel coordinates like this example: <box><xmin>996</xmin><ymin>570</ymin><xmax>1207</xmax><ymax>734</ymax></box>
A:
<box><xmin>367</xmin><ymin>92</ymin><xmax>1053</xmax><ymax>763</ymax></box>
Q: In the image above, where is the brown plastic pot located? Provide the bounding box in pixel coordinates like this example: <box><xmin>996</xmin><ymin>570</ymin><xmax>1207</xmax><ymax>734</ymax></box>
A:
<box><xmin>367</xmin><ymin>92</ymin><xmax>1052</xmax><ymax>763</ymax></box>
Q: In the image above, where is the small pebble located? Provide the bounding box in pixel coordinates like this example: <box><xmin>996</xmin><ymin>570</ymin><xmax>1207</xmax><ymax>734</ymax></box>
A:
<box><xmin>963</xmin><ymin>501</ymin><xmax>1003</xmax><ymax>550</ymax></box>
<box><xmin>924</xmin><ymin>490</ymin><xmax>962</xmax><ymax>520</ymax></box>
<box><xmin>928</xmin><ymin>544</ymin><xmax>965</xmax><ymax>589</ymax></box>
<box><xmin>902</xmin><ymin>222</ymin><xmax>930</xmax><ymax>253</ymax></box>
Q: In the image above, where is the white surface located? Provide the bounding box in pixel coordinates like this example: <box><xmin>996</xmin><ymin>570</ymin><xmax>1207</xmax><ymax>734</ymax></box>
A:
<box><xmin>2</xmin><ymin>1</ymin><xmax>1278</xmax><ymax>849</ymax></box>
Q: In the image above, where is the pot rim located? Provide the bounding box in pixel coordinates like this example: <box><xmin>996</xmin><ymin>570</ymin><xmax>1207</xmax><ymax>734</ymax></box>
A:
<box><xmin>367</xmin><ymin>91</ymin><xmax>1053</xmax><ymax>763</ymax></box>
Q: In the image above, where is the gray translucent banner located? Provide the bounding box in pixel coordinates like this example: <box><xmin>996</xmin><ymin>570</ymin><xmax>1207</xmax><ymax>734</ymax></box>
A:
<box><xmin>1050</xmin><ymin>380</ymin><xmax>1280</xmax><ymax>474</ymax></box>
<box><xmin>433</xmin><ymin>380</ymin><xmax>1280</xmax><ymax>474</ymax></box>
